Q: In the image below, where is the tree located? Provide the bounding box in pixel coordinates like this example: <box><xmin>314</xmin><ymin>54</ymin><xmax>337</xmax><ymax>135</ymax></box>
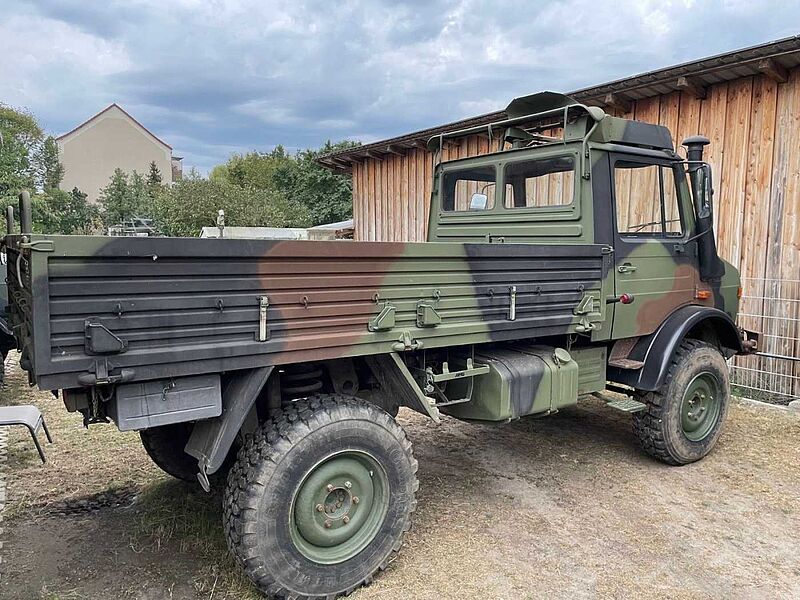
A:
<box><xmin>151</xmin><ymin>177</ymin><xmax>310</xmax><ymax>237</ymax></box>
<box><xmin>128</xmin><ymin>170</ymin><xmax>151</xmax><ymax>214</ymax></box>
<box><xmin>65</xmin><ymin>187</ymin><xmax>100</xmax><ymax>234</ymax></box>
<box><xmin>0</xmin><ymin>104</ymin><xmax>98</xmax><ymax>235</ymax></box>
<box><xmin>146</xmin><ymin>160</ymin><xmax>162</xmax><ymax>186</ymax></box>
<box><xmin>288</xmin><ymin>140</ymin><xmax>360</xmax><ymax>225</ymax></box>
<box><xmin>98</xmin><ymin>168</ymin><xmax>151</xmax><ymax>227</ymax></box>
<box><xmin>0</xmin><ymin>103</ymin><xmax>44</xmax><ymax>201</ymax></box>
<box><xmin>41</xmin><ymin>136</ymin><xmax>64</xmax><ymax>192</ymax></box>
<box><xmin>211</xmin><ymin>146</ymin><xmax>293</xmax><ymax>190</ymax></box>
<box><xmin>209</xmin><ymin>140</ymin><xmax>359</xmax><ymax>227</ymax></box>
<box><xmin>146</xmin><ymin>160</ymin><xmax>163</xmax><ymax>199</ymax></box>
<box><xmin>32</xmin><ymin>187</ymin><xmax>99</xmax><ymax>234</ymax></box>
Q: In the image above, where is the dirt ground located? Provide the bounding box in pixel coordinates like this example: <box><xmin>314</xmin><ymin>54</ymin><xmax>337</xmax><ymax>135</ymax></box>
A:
<box><xmin>1</xmin><ymin>357</ymin><xmax>799</xmax><ymax>600</ymax></box>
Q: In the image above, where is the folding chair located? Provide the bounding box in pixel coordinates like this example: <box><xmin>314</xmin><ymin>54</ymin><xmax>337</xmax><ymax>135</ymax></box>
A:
<box><xmin>0</xmin><ymin>405</ymin><xmax>52</xmax><ymax>463</ymax></box>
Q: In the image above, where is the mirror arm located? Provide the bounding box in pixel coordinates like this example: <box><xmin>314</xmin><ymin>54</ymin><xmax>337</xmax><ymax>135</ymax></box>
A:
<box><xmin>674</xmin><ymin>226</ymin><xmax>710</xmax><ymax>252</ymax></box>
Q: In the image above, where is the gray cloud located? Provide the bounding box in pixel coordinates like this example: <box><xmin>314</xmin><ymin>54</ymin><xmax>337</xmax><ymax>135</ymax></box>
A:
<box><xmin>1</xmin><ymin>0</ymin><xmax>798</xmax><ymax>172</ymax></box>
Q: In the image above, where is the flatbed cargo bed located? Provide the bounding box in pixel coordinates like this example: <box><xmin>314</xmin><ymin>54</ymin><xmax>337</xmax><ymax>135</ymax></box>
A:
<box><xmin>5</xmin><ymin>235</ymin><xmax>608</xmax><ymax>390</ymax></box>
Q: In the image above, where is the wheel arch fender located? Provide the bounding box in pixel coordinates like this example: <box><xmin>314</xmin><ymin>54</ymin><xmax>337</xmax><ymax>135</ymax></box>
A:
<box><xmin>608</xmin><ymin>306</ymin><xmax>743</xmax><ymax>392</ymax></box>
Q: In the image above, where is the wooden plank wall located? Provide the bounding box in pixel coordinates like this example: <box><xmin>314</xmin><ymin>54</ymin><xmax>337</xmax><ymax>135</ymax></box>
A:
<box><xmin>351</xmin><ymin>67</ymin><xmax>800</xmax><ymax>396</ymax></box>
<box><xmin>352</xmin><ymin>70</ymin><xmax>798</xmax><ymax>273</ymax></box>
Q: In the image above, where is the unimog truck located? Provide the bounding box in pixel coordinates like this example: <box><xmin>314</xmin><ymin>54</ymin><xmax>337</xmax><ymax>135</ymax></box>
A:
<box><xmin>3</xmin><ymin>92</ymin><xmax>756</xmax><ymax>599</ymax></box>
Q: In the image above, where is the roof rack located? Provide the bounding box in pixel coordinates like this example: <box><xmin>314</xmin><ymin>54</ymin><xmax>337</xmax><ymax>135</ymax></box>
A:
<box><xmin>427</xmin><ymin>92</ymin><xmax>607</xmax><ymax>179</ymax></box>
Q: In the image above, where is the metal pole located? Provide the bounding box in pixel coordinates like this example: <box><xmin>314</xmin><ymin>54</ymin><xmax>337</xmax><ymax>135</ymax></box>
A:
<box><xmin>754</xmin><ymin>351</ymin><xmax>800</xmax><ymax>363</ymax></box>
<box><xmin>6</xmin><ymin>205</ymin><xmax>14</xmax><ymax>234</ymax></box>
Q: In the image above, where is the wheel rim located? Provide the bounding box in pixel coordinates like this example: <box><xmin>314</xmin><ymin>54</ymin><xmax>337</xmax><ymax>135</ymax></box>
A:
<box><xmin>680</xmin><ymin>372</ymin><xmax>722</xmax><ymax>442</ymax></box>
<box><xmin>290</xmin><ymin>450</ymin><xmax>389</xmax><ymax>564</ymax></box>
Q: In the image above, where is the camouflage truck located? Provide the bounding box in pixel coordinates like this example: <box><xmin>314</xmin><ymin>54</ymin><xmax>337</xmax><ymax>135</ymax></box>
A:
<box><xmin>3</xmin><ymin>92</ymin><xmax>757</xmax><ymax>599</ymax></box>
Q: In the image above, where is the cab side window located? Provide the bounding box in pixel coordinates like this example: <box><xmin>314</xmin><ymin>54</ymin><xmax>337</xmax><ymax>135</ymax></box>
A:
<box><xmin>614</xmin><ymin>161</ymin><xmax>683</xmax><ymax>237</ymax></box>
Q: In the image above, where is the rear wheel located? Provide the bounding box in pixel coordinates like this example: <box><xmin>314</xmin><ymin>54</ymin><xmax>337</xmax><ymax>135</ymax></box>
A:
<box><xmin>223</xmin><ymin>393</ymin><xmax>418</xmax><ymax>599</ymax></box>
<box><xmin>633</xmin><ymin>339</ymin><xmax>730</xmax><ymax>465</ymax></box>
<box><xmin>140</xmin><ymin>423</ymin><xmax>198</xmax><ymax>482</ymax></box>
<box><xmin>140</xmin><ymin>422</ymin><xmax>234</xmax><ymax>484</ymax></box>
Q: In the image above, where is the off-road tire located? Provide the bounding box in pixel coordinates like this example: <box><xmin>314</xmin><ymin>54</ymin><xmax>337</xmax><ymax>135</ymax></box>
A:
<box><xmin>223</xmin><ymin>393</ymin><xmax>418</xmax><ymax>599</ymax></box>
<box><xmin>633</xmin><ymin>339</ymin><xmax>730</xmax><ymax>465</ymax></box>
<box><xmin>141</xmin><ymin>423</ymin><xmax>235</xmax><ymax>484</ymax></box>
<box><xmin>140</xmin><ymin>423</ymin><xmax>199</xmax><ymax>482</ymax></box>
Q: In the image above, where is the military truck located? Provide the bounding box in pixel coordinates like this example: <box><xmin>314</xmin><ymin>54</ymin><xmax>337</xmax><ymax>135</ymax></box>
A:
<box><xmin>3</xmin><ymin>92</ymin><xmax>756</xmax><ymax>599</ymax></box>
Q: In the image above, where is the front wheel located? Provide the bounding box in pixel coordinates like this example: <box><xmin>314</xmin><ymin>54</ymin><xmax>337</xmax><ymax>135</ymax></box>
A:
<box><xmin>633</xmin><ymin>339</ymin><xmax>730</xmax><ymax>465</ymax></box>
<box><xmin>223</xmin><ymin>393</ymin><xmax>418</xmax><ymax>599</ymax></box>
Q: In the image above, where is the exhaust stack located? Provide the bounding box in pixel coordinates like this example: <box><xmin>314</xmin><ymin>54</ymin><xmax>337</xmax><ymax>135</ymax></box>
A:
<box><xmin>681</xmin><ymin>136</ymin><xmax>725</xmax><ymax>281</ymax></box>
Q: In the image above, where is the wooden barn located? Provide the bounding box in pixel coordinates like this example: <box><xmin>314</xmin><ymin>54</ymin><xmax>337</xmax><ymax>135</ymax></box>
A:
<box><xmin>319</xmin><ymin>36</ymin><xmax>800</xmax><ymax>402</ymax></box>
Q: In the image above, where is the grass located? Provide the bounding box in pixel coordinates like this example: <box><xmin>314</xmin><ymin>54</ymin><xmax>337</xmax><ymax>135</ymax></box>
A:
<box><xmin>3</xmin><ymin>351</ymin><xmax>800</xmax><ymax>599</ymax></box>
<box><xmin>131</xmin><ymin>481</ymin><xmax>261</xmax><ymax>599</ymax></box>
<box><xmin>1</xmin><ymin>354</ymin><xmax>262</xmax><ymax>599</ymax></box>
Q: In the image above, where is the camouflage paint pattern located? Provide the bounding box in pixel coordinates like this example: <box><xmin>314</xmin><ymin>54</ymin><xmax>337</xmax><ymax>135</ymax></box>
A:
<box><xmin>4</xmin><ymin>92</ymin><xmax>742</xmax><ymax>417</ymax></box>
<box><xmin>4</xmin><ymin>234</ymin><xmax>607</xmax><ymax>391</ymax></box>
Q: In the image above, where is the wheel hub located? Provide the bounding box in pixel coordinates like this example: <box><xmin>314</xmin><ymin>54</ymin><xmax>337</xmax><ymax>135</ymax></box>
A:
<box><xmin>290</xmin><ymin>451</ymin><xmax>388</xmax><ymax>564</ymax></box>
<box><xmin>680</xmin><ymin>372</ymin><xmax>722</xmax><ymax>442</ymax></box>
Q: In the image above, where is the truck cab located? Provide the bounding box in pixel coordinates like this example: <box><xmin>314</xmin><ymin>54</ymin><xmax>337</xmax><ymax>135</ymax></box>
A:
<box><xmin>427</xmin><ymin>92</ymin><xmax>741</xmax><ymax>346</ymax></box>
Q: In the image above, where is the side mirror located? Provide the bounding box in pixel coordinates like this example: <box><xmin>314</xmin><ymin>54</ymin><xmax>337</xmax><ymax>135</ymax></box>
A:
<box><xmin>469</xmin><ymin>193</ymin><xmax>489</xmax><ymax>211</ymax></box>
<box><xmin>696</xmin><ymin>164</ymin><xmax>713</xmax><ymax>220</ymax></box>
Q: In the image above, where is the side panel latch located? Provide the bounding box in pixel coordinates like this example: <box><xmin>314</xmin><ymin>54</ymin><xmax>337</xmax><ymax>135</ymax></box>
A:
<box><xmin>257</xmin><ymin>296</ymin><xmax>269</xmax><ymax>341</ymax></box>
<box><xmin>416</xmin><ymin>301</ymin><xmax>441</xmax><ymax>328</ymax></box>
<box><xmin>368</xmin><ymin>303</ymin><xmax>396</xmax><ymax>332</ymax></box>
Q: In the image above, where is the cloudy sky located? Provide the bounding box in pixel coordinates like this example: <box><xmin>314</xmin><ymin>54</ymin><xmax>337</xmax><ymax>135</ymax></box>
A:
<box><xmin>1</xmin><ymin>0</ymin><xmax>797</xmax><ymax>172</ymax></box>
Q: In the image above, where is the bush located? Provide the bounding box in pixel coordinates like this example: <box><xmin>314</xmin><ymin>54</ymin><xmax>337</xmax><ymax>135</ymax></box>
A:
<box><xmin>31</xmin><ymin>187</ymin><xmax>100</xmax><ymax>234</ymax></box>
<box><xmin>211</xmin><ymin>141</ymin><xmax>359</xmax><ymax>227</ymax></box>
<box><xmin>151</xmin><ymin>176</ymin><xmax>310</xmax><ymax>237</ymax></box>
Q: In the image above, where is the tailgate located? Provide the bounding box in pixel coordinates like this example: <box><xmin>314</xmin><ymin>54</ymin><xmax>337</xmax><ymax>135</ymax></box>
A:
<box><xmin>5</xmin><ymin>234</ymin><xmax>610</xmax><ymax>390</ymax></box>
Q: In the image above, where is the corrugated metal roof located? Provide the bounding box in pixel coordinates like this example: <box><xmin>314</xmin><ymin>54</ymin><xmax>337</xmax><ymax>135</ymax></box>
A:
<box><xmin>320</xmin><ymin>34</ymin><xmax>800</xmax><ymax>170</ymax></box>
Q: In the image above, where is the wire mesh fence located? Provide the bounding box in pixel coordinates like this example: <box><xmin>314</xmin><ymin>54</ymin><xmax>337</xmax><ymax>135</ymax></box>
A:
<box><xmin>730</xmin><ymin>277</ymin><xmax>800</xmax><ymax>405</ymax></box>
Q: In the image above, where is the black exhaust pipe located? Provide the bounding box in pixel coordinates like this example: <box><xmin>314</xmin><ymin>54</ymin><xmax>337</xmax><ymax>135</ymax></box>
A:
<box><xmin>18</xmin><ymin>191</ymin><xmax>32</xmax><ymax>235</ymax></box>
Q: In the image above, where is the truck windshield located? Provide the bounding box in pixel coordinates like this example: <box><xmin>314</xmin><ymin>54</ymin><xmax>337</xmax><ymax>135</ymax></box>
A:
<box><xmin>442</xmin><ymin>166</ymin><xmax>496</xmax><ymax>212</ymax></box>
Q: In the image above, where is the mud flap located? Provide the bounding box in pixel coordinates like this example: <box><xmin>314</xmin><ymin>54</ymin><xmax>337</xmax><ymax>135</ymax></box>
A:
<box><xmin>365</xmin><ymin>353</ymin><xmax>440</xmax><ymax>422</ymax></box>
<box><xmin>185</xmin><ymin>366</ymin><xmax>273</xmax><ymax>490</ymax></box>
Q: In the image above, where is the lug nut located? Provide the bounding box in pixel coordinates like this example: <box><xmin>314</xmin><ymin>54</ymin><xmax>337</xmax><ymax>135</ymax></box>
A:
<box><xmin>316</xmin><ymin>504</ymin><xmax>324</xmax><ymax>512</ymax></box>
<box><xmin>343</xmin><ymin>516</ymin><xmax>350</xmax><ymax>524</ymax></box>
<box><xmin>344</xmin><ymin>481</ymin><xmax>352</xmax><ymax>489</ymax></box>
<box><xmin>352</xmin><ymin>496</ymin><xmax>359</xmax><ymax>504</ymax></box>
<box><xmin>324</xmin><ymin>520</ymin><xmax>332</xmax><ymax>528</ymax></box>
<box><xmin>326</xmin><ymin>484</ymin><xmax>334</xmax><ymax>492</ymax></box>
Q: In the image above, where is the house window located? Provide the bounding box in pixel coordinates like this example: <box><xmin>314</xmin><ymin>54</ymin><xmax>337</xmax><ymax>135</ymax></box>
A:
<box><xmin>614</xmin><ymin>161</ymin><xmax>683</xmax><ymax>237</ymax></box>
<box><xmin>503</xmin><ymin>156</ymin><xmax>575</xmax><ymax>208</ymax></box>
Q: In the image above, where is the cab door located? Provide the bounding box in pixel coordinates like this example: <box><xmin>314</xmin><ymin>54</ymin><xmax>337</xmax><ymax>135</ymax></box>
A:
<box><xmin>610</xmin><ymin>155</ymin><xmax>696</xmax><ymax>339</ymax></box>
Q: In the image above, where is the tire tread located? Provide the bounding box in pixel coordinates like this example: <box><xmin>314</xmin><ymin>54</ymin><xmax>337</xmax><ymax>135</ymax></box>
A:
<box><xmin>632</xmin><ymin>339</ymin><xmax>720</xmax><ymax>466</ymax></box>
<box><xmin>223</xmin><ymin>393</ymin><xmax>418</xmax><ymax>599</ymax></box>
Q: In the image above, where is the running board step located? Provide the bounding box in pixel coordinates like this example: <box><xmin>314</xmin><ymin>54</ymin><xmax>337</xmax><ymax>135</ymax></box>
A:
<box><xmin>606</xmin><ymin>398</ymin><xmax>647</xmax><ymax>413</ymax></box>
<box><xmin>431</xmin><ymin>397</ymin><xmax>471</xmax><ymax>408</ymax></box>
<box><xmin>607</xmin><ymin>358</ymin><xmax>645</xmax><ymax>369</ymax></box>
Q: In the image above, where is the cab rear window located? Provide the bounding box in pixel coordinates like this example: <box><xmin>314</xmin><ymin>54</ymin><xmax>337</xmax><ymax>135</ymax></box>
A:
<box><xmin>442</xmin><ymin>166</ymin><xmax>496</xmax><ymax>212</ymax></box>
<box><xmin>504</xmin><ymin>156</ymin><xmax>575</xmax><ymax>208</ymax></box>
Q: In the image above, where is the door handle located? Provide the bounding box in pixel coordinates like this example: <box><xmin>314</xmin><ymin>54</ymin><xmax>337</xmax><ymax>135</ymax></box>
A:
<box><xmin>617</xmin><ymin>263</ymin><xmax>638</xmax><ymax>274</ymax></box>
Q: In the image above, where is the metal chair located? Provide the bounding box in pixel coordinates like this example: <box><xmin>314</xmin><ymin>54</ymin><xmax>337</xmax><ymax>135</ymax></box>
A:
<box><xmin>0</xmin><ymin>405</ymin><xmax>52</xmax><ymax>463</ymax></box>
